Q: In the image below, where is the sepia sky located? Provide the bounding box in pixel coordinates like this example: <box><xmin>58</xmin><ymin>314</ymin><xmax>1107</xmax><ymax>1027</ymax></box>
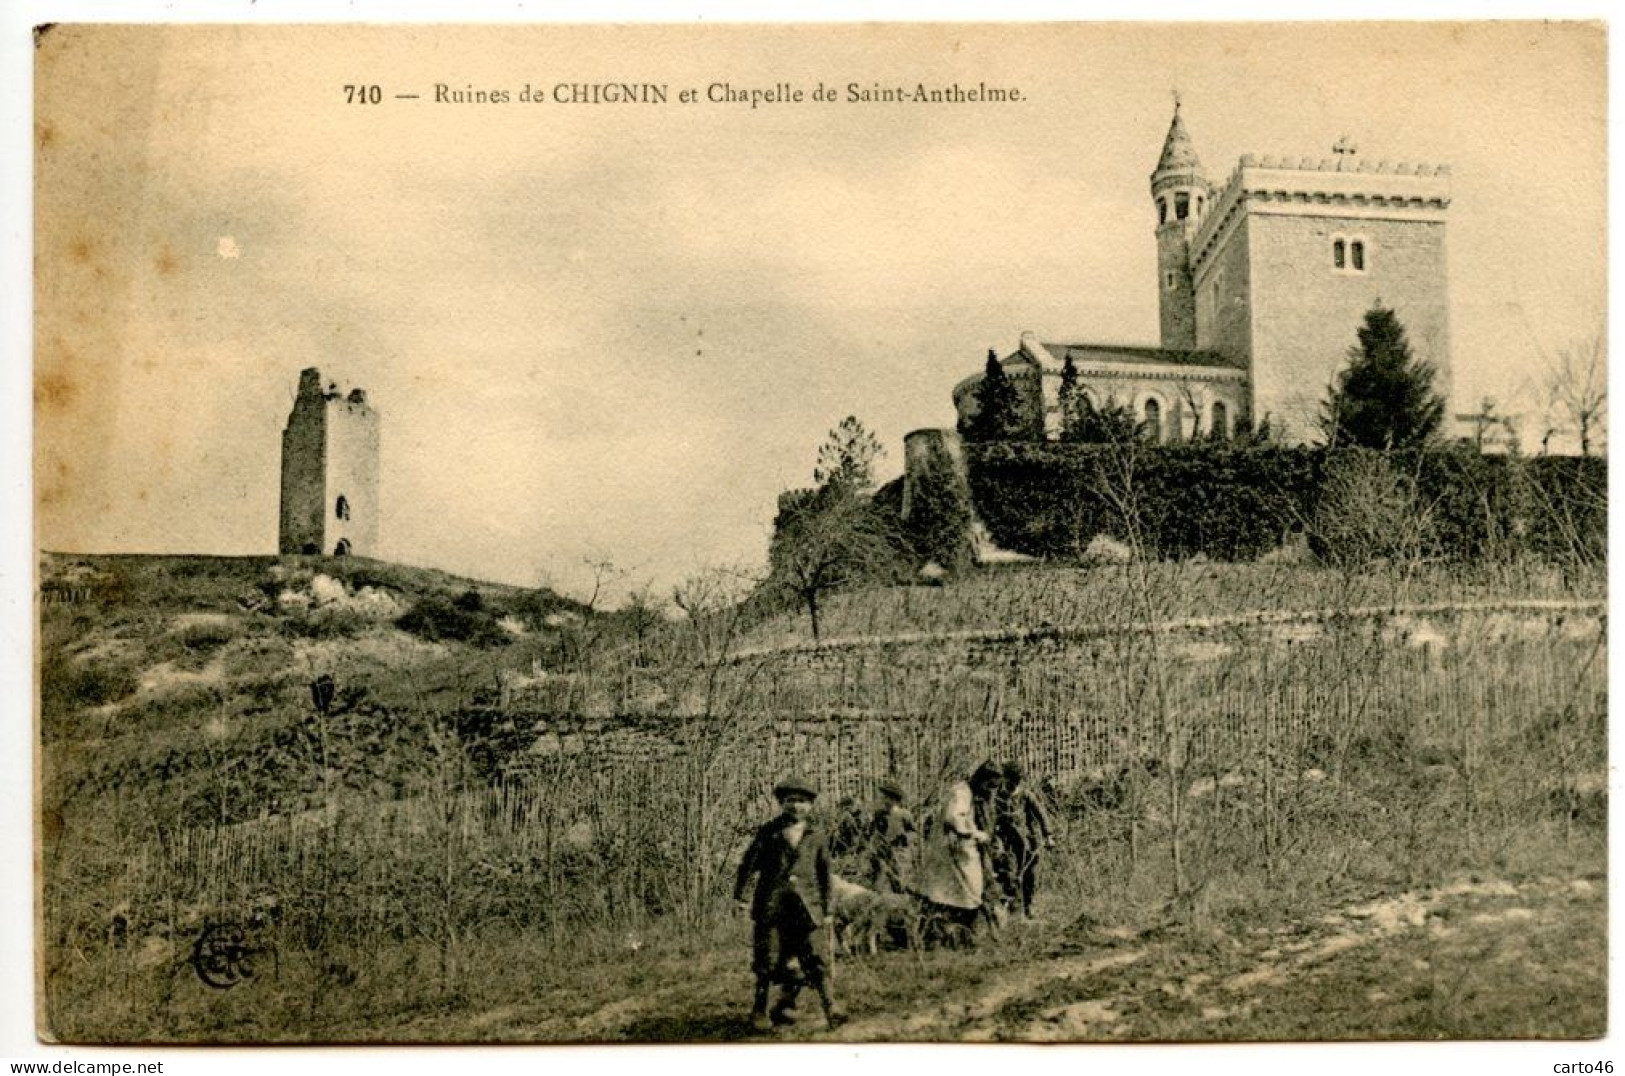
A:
<box><xmin>33</xmin><ymin>22</ymin><xmax>1606</xmax><ymax>599</ymax></box>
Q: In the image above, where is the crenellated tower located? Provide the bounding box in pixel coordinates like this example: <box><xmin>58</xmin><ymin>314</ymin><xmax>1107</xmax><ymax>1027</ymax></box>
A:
<box><xmin>1150</xmin><ymin>101</ymin><xmax>1210</xmax><ymax>351</ymax></box>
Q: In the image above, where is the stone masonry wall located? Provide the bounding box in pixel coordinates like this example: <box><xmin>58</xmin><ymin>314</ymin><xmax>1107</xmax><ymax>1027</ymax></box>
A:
<box><xmin>1193</xmin><ymin>214</ymin><xmax>1254</xmax><ymax>382</ymax></box>
<box><xmin>325</xmin><ymin>397</ymin><xmax>381</xmax><ymax>556</ymax></box>
<box><xmin>1157</xmin><ymin>222</ymin><xmax>1200</xmax><ymax>350</ymax></box>
<box><xmin>278</xmin><ymin>384</ymin><xmax>327</xmax><ymax>554</ymax></box>
<box><xmin>1247</xmin><ymin>213</ymin><xmax>1450</xmax><ymax>443</ymax></box>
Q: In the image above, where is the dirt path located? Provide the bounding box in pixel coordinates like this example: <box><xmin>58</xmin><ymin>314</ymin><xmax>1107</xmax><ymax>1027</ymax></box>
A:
<box><xmin>812</xmin><ymin>874</ymin><xmax>1605</xmax><ymax>1042</ymax></box>
<box><xmin>394</xmin><ymin>872</ymin><xmax>1603</xmax><ymax>1043</ymax></box>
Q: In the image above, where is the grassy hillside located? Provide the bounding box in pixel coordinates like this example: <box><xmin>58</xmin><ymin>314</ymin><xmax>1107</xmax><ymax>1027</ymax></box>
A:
<box><xmin>40</xmin><ymin>552</ymin><xmax>590</xmax><ymax>830</ymax></box>
<box><xmin>36</xmin><ymin>553</ymin><xmax>1607</xmax><ymax>1043</ymax></box>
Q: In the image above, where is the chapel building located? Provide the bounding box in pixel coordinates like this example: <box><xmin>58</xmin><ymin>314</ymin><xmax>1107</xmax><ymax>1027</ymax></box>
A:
<box><xmin>952</xmin><ymin>103</ymin><xmax>1453</xmax><ymax>444</ymax></box>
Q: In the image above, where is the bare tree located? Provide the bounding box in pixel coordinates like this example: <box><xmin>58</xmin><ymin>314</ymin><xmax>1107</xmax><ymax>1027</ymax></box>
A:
<box><xmin>671</xmin><ymin>565</ymin><xmax>762</xmax><ymax>667</ymax></box>
<box><xmin>1089</xmin><ymin>444</ymin><xmax>1190</xmax><ymax>896</ymax></box>
<box><xmin>1543</xmin><ymin>333</ymin><xmax>1606</xmax><ymax>456</ymax></box>
<box><xmin>1176</xmin><ymin>383</ymin><xmax>1203</xmax><ymax>442</ymax></box>
<box><xmin>1311</xmin><ymin>451</ymin><xmax>1436</xmax><ymax>576</ymax></box>
<box><xmin>771</xmin><ymin>488</ymin><xmax>901</xmax><ymax>642</ymax></box>
<box><xmin>621</xmin><ymin>581</ymin><xmax>667</xmax><ymax>668</ymax></box>
<box><xmin>530</xmin><ymin>554</ymin><xmax>626</xmax><ymax>711</ymax></box>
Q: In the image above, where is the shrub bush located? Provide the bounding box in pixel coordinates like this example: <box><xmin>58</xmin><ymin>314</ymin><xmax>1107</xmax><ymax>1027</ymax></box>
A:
<box><xmin>961</xmin><ymin>442</ymin><xmax>1604</xmax><ymax>565</ymax></box>
<box><xmin>43</xmin><ymin>659</ymin><xmax>142</xmax><ymax>710</ymax></box>
<box><xmin>283</xmin><ymin>603</ymin><xmax>374</xmax><ymax>640</ymax></box>
<box><xmin>396</xmin><ymin>590</ymin><xmax>510</xmax><ymax>647</ymax></box>
<box><xmin>967</xmin><ymin>443</ymin><xmax>1321</xmax><ymax>560</ymax></box>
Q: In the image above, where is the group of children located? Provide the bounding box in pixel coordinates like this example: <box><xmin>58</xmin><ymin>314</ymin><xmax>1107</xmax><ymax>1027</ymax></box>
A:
<box><xmin>731</xmin><ymin>763</ymin><xmax>1056</xmax><ymax>1032</ymax></box>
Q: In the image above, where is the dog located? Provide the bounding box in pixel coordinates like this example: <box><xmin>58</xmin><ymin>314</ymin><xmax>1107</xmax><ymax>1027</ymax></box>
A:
<box><xmin>829</xmin><ymin>874</ymin><xmax>921</xmax><ymax>956</ymax></box>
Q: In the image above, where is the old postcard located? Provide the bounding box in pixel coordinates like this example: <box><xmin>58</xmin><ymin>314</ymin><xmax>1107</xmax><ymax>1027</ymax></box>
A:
<box><xmin>32</xmin><ymin>21</ymin><xmax>1606</xmax><ymax>1050</ymax></box>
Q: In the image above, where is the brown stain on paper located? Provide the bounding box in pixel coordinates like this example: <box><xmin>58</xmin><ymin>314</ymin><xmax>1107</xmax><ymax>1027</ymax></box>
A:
<box><xmin>34</xmin><ymin>369</ymin><xmax>78</xmax><ymax>414</ymax></box>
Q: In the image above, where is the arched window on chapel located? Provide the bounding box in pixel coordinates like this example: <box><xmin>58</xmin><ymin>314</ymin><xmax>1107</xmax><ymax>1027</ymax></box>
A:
<box><xmin>1143</xmin><ymin>398</ymin><xmax>1163</xmax><ymax>442</ymax></box>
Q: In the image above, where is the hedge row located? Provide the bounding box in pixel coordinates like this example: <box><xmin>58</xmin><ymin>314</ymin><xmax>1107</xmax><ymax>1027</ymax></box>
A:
<box><xmin>964</xmin><ymin>443</ymin><xmax>1605</xmax><ymax>564</ymax></box>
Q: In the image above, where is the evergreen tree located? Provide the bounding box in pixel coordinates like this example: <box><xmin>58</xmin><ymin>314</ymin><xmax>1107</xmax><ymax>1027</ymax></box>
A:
<box><xmin>1057</xmin><ymin>353</ymin><xmax>1082</xmax><ymax>439</ymax></box>
<box><xmin>961</xmin><ymin>348</ymin><xmax>1027</xmax><ymax>442</ymax></box>
<box><xmin>814</xmin><ymin>415</ymin><xmax>885</xmax><ymax>493</ymax></box>
<box><xmin>1320</xmin><ymin>304</ymin><xmax>1445</xmax><ymax>450</ymax></box>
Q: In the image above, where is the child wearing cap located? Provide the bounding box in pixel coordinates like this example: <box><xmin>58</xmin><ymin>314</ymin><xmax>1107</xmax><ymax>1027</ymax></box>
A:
<box><xmin>733</xmin><ymin>776</ymin><xmax>841</xmax><ymax>1031</ymax></box>
<box><xmin>868</xmin><ymin>780</ymin><xmax>915</xmax><ymax>894</ymax></box>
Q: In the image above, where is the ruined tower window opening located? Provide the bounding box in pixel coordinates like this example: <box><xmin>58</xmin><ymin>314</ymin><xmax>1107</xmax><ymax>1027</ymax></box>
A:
<box><xmin>334</xmin><ymin>538</ymin><xmax>352</xmax><ymax>557</ymax></box>
<box><xmin>1165</xmin><ymin>270</ymin><xmax>1176</xmax><ymax>290</ymax></box>
<box><xmin>335</xmin><ymin>495</ymin><xmax>350</xmax><ymax>521</ymax></box>
<box><xmin>1211</xmin><ymin>401</ymin><xmax>1229</xmax><ymax>439</ymax></box>
<box><xmin>1158</xmin><ymin>197</ymin><xmax>1168</xmax><ymax>224</ymax></box>
<box><xmin>1351</xmin><ymin>240</ymin><xmax>1366</xmax><ymax>271</ymax></box>
<box><xmin>1142</xmin><ymin>397</ymin><xmax>1163</xmax><ymax>442</ymax></box>
<box><xmin>1333</xmin><ymin>238</ymin><xmax>1347</xmax><ymax>269</ymax></box>
<box><xmin>1174</xmin><ymin>192</ymin><xmax>1190</xmax><ymax>220</ymax></box>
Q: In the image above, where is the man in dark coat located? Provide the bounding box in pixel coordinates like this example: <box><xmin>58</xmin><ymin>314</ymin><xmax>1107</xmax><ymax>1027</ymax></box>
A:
<box><xmin>734</xmin><ymin>776</ymin><xmax>839</xmax><ymax>1030</ymax></box>
<box><xmin>1000</xmin><ymin>761</ymin><xmax>1056</xmax><ymax>919</ymax></box>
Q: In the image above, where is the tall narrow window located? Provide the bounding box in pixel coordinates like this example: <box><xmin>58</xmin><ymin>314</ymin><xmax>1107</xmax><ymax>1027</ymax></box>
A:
<box><xmin>1158</xmin><ymin>198</ymin><xmax>1168</xmax><ymax>224</ymax></box>
<box><xmin>335</xmin><ymin>495</ymin><xmax>350</xmax><ymax>521</ymax></box>
<box><xmin>1165</xmin><ymin>271</ymin><xmax>1176</xmax><ymax>290</ymax></box>
<box><xmin>1174</xmin><ymin>192</ymin><xmax>1190</xmax><ymax>221</ymax></box>
<box><xmin>1211</xmin><ymin>401</ymin><xmax>1228</xmax><ymax>439</ymax></box>
<box><xmin>333</xmin><ymin>538</ymin><xmax>352</xmax><ymax>557</ymax></box>
<box><xmin>1351</xmin><ymin>241</ymin><xmax>1365</xmax><ymax>271</ymax></box>
<box><xmin>1333</xmin><ymin>239</ymin><xmax>1347</xmax><ymax>269</ymax></box>
<box><xmin>1143</xmin><ymin>398</ymin><xmax>1162</xmax><ymax>442</ymax></box>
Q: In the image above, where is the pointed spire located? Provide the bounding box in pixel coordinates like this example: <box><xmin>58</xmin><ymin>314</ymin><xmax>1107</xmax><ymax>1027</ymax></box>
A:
<box><xmin>1155</xmin><ymin>99</ymin><xmax>1203</xmax><ymax>175</ymax></box>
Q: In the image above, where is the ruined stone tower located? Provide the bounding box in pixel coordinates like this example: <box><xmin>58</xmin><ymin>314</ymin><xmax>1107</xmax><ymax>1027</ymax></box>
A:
<box><xmin>278</xmin><ymin>367</ymin><xmax>380</xmax><ymax>557</ymax></box>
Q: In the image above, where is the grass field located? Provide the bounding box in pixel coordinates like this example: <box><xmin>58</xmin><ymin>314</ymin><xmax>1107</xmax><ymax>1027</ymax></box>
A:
<box><xmin>36</xmin><ymin>552</ymin><xmax>1606</xmax><ymax>1043</ymax></box>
